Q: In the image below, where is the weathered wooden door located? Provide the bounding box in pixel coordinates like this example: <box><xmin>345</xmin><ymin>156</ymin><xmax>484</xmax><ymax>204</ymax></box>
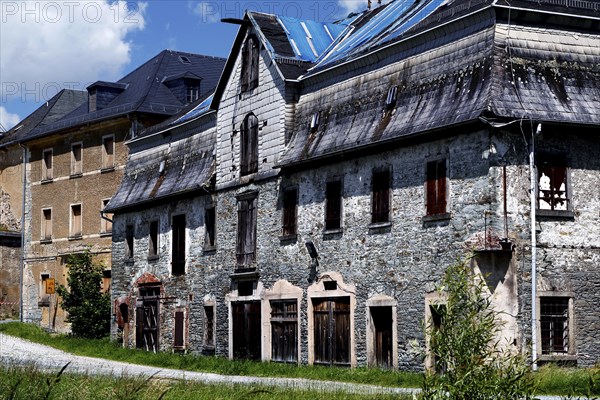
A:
<box><xmin>313</xmin><ymin>297</ymin><xmax>350</xmax><ymax>366</ymax></box>
<box><xmin>232</xmin><ymin>301</ymin><xmax>261</xmax><ymax>360</ymax></box>
<box><xmin>371</xmin><ymin>306</ymin><xmax>393</xmax><ymax>368</ymax></box>
<box><xmin>271</xmin><ymin>300</ymin><xmax>298</xmax><ymax>363</ymax></box>
<box><xmin>136</xmin><ymin>287</ymin><xmax>160</xmax><ymax>352</ymax></box>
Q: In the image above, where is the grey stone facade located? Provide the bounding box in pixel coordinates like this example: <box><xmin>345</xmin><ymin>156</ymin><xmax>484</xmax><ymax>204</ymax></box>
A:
<box><xmin>109</xmin><ymin>1</ymin><xmax>600</xmax><ymax>370</ymax></box>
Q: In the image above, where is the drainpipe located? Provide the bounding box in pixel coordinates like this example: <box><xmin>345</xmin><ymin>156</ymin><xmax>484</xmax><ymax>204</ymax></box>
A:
<box><xmin>19</xmin><ymin>144</ymin><xmax>28</xmax><ymax>323</ymax></box>
<box><xmin>530</xmin><ymin>123</ymin><xmax>541</xmax><ymax>371</ymax></box>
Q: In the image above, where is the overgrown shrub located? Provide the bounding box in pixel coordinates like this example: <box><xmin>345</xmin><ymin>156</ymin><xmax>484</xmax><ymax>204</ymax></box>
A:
<box><xmin>57</xmin><ymin>251</ymin><xmax>110</xmax><ymax>338</ymax></box>
<box><xmin>420</xmin><ymin>257</ymin><xmax>535</xmax><ymax>400</ymax></box>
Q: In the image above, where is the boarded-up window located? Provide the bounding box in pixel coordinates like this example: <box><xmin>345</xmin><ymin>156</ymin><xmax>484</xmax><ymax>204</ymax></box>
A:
<box><xmin>174</xmin><ymin>311</ymin><xmax>185</xmax><ymax>348</ymax></box>
<box><xmin>537</xmin><ymin>154</ymin><xmax>569</xmax><ymax>211</ymax></box>
<box><xmin>271</xmin><ymin>300</ymin><xmax>298</xmax><ymax>363</ymax></box>
<box><xmin>102</xmin><ymin>136</ymin><xmax>114</xmax><ymax>169</ymax></box>
<box><xmin>313</xmin><ymin>297</ymin><xmax>350</xmax><ymax>366</ymax></box>
<box><xmin>236</xmin><ymin>193</ymin><xmax>257</xmax><ymax>267</ymax></box>
<box><xmin>204</xmin><ymin>306</ymin><xmax>215</xmax><ymax>348</ymax></box>
<box><xmin>240</xmin><ymin>114</ymin><xmax>258</xmax><ymax>175</ymax></box>
<box><xmin>171</xmin><ymin>215</ymin><xmax>186</xmax><ymax>275</ymax></box>
<box><xmin>125</xmin><ymin>225</ymin><xmax>134</xmax><ymax>260</ymax></box>
<box><xmin>101</xmin><ymin>199</ymin><xmax>112</xmax><ymax>233</ymax></box>
<box><xmin>372</xmin><ymin>169</ymin><xmax>390</xmax><ymax>224</ymax></box>
<box><xmin>426</xmin><ymin>160</ymin><xmax>447</xmax><ymax>216</ymax></box>
<box><xmin>232</xmin><ymin>301</ymin><xmax>261</xmax><ymax>360</ymax></box>
<box><xmin>282</xmin><ymin>188</ymin><xmax>297</xmax><ymax>237</ymax></box>
<box><xmin>241</xmin><ymin>36</ymin><xmax>259</xmax><ymax>92</ymax></box>
<box><xmin>204</xmin><ymin>206</ymin><xmax>216</xmax><ymax>249</ymax></box>
<box><xmin>70</xmin><ymin>204</ymin><xmax>82</xmax><ymax>237</ymax></box>
<box><xmin>42</xmin><ymin>208</ymin><xmax>52</xmax><ymax>240</ymax></box>
<box><xmin>71</xmin><ymin>143</ymin><xmax>82</xmax><ymax>175</ymax></box>
<box><xmin>540</xmin><ymin>297</ymin><xmax>570</xmax><ymax>354</ymax></box>
<box><xmin>149</xmin><ymin>220</ymin><xmax>159</xmax><ymax>258</ymax></box>
<box><xmin>42</xmin><ymin>149</ymin><xmax>53</xmax><ymax>180</ymax></box>
<box><xmin>325</xmin><ymin>180</ymin><xmax>342</xmax><ymax>230</ymax></box>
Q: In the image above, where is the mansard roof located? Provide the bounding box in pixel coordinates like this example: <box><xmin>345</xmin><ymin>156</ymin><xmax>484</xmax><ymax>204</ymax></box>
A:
<box><xmin>278</xmin><ymin>0</ymin><xmax>600</xmax><ymax>167</ymax></box>
<box><xmin>9</xmin><ymin>50</ymin><xmax>225</xmax><ymax>144</ymax></box>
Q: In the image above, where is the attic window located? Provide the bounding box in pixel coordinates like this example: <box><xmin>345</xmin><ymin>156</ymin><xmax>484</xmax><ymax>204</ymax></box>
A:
<box><xmin>310</xmin><ymin>112</ymin><xmax>320</xmax><ymax>132</ymax></box>
<box><xmin>385</xmin><ymin>86</ymin><xmax>398</xmax><ymax>109</ymax></box>
<box><xmin>241</xmin><ymin>35</ymin><xmax>259</xmax><ymax>92</ymax></box>
<box><xmin>179</xmin><ymin>55</ymin><xmax>191</xmax><ymax>64</ymax></box>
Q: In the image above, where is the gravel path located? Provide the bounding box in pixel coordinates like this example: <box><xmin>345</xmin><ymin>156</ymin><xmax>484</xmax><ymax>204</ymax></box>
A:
<box><xmin>0</xmin><ymin>333</ymin><xmax>579</xmax><ymax>399</ymax></box>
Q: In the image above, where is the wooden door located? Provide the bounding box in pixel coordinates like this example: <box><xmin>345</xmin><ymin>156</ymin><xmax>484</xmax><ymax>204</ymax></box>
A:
<box><xmin>136</xmin><ymin>287</ymin><xmax>160</xmax><ymax>352</ymax></box>
<box><xmin>232</xmin><ymin>302</ymin><xmax>261</xmax><ymax>360</ymax></box>
<box><xmin>271</xmin><ymin>300</ymin><xmax>298</xmax><ymax>363</ymax></box>
<box><xmin>371</xmin><ymin>306</ymin><xmax>393</xmax><ymax>368</ymax></box>
<box><xmin>313</xmin><ymin>297</ymin><xmax>350</xmax><ymax>366</ymax></box>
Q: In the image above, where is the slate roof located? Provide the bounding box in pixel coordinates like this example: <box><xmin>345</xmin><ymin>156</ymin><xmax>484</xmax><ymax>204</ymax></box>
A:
<box><xmin>7</xmin><ymin>50</ymin><xmax>225</xmax><ymax>144</ymax></box>
<box><xmin>278</xmin><ymin>0</ymin><xmax>600</xmax><ymax>166</ymax></box>
<box><xmin>0</xmin><ymin>89</ymin><xmax>87</xmax><ymax>147</ymax></box>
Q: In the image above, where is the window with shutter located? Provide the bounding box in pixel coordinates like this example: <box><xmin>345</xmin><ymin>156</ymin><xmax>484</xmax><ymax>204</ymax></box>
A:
<box><xmin>71</xmin><ymin>143</ymin><xmax>83</xmax><ymax>176</ymax></box>
<box><xmin>371</xmin><ymin>169</ymin><xmax>390</xmax><ymax>224</ymax></box>
<box><xmin>241</xmin><ymin>36</ymin><xmax>259</xmax><ymax>92</ymax></box>
<box><xmin>240</xmin><ymin>113</ymin><xmax>259</xmax><ymax>175</ymax></box>
<box><xmin>236</xmin><ymin>193</ymin><xmax>257</xmax><ymax>268</ymax></box>
<box><xmin>426</xmin><ymin>159</ymin><xmax>447</xmax><ymax>216</ymax></box>
<box><xmin>42</xmin><ymin>149</ymin><xmax>53</xmax><ymax>181</ymax></box>
<box><xmin>171</xmin><ymin>215</ymin><xmax>186</xmax><ymax>275</ymax></box>
<box><xmin>102</xmin><ymin>135</ymin><xmax>114</xmax><ymax>170</ymax></box>
<box><xmin>42</xmin><ymin>208</ymin><xmax>52</xmax><ymax>241</ymax></box>
<box><xmin>70</xmin><ymin>204</ymin><xmax>82</xmax><ymax>237</ymax></box>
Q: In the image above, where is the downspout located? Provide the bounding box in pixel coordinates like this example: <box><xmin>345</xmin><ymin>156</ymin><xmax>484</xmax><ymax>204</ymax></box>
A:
<box><xmin>19</xmin><ymin>144</ymin><xmax>28</xmax><ymax>323</ymax></box>
<box><xmin>530</xmin><ymin>123</ymin><xmax>541</xmax><ymax>371</ymax></box>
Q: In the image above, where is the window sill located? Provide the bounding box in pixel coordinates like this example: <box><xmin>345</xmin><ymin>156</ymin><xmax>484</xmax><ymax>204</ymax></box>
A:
<box><xmin>100</xmin><ymin>231</ymin><xmax>113</xmax><ymax>238</ymax></box>
<box><xmin>147</xmin><ymin>255</ymin><xmax>159</xmax><ymax>262</ymax></box>
<box><xmin>230</xmin><ymin>269</ymin><xmax>259</xmax><ymax>279</ymax></box>
<box><xmin>323</xmin><ymin>228</ymin><xmax>343</xmax><ymax>235</ymax></box>
<box><xmin>422</xmin><ymin>213</ymin><xmax>452</xmax><ymax>223</ymax></box>
<box><xmin>279</xmin><ymin>234</ymin><xmax>297</xmax><ymax>244</ymax></box>
<box><xmin>69</xmin><ymin>173</ymin><xmax>83</xmax><ymax>179</ymax></box>
<box><xmin>538</xmin><ymin>354</ymin><xmax>577</xmax><ymax>362</ymax></box>
<box><xmin>203</xmin><ymin>246</ymin><xmax>216</xmax><ymax>254</ymax></box>
<box><xmin>68</xmin><ymin>235</ymin><xmax>83</xmax><ymax>241</ymax></box>
<box><xmin>536</xmin><ymin>209</ymin><xmax>575</xmax><ymax>220</ymax></box>
<box><xmin>100</xmin><ymin>166</ymin><xmax>115</xmax><ymax>173</ymax></box>
<box><xmin>40</xmin><ymin>238</ymin><xmax>53</xmax><ymax>244</ymax></box>
<box><xmin>38</xmin><ymin>301</ymin><xmax>50</xmax><ymax>307</ymax></box>
<box><xmin>368</xmin><ymin>221</ymin><xmax>392</xmax><ymax>234</ymax></box>
<box><xmin>41</xmin><ymin>178</ymin><xmax>53</xmax><ymax>184</ymax></box>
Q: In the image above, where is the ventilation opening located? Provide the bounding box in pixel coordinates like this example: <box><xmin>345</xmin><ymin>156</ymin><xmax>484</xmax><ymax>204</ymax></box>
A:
<box><xmin>310</xmin><ymin>111</ymin><xmax>320</xmax><ymax>132</ymax></box>
<box><xmin>179</xmin><ymin>55</ymin><xmax>191</xmax><ymax>64</ymax></box>
<box><xmin>238</xmin><ymin>280</ymin><xmax>254</xmax><ymax>296</ymax></box>
<box><xmin>324</xmin><ymin>281</ymin><xmax>337</xmax><ymax>291</ymax></box>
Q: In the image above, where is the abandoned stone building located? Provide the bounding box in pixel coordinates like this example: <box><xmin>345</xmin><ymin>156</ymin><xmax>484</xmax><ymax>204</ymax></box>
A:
<box><xmin>107</xmin><ymin>0</ymin><xmax>599</xmax><ymax>370</ymax></box>
<box><xmin>0</xmin><ymin>50</ymin><xmax>225</xmax><ymax>331</ymax></box>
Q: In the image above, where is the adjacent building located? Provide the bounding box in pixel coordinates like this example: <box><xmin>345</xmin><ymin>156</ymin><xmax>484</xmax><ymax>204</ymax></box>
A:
<box><xmin>1</xmin><ymin>50</ymin><xmax>225</xmax><ymax>331</ymax></box>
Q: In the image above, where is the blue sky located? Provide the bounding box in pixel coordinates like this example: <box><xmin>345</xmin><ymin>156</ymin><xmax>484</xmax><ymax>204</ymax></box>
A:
<box><xmin>0</xmin><ymin>0</ymin><xmax>373</xmax><ymax>131</ymax></box>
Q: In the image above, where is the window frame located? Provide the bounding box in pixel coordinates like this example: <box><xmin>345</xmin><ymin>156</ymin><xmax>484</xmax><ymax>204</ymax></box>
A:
<box><xmin>425</xmin><ymin>158</ymin><xmax>448</xmax><ymax>217</ymax></box>
<box><xmin>325</xmin><ymin>179</ymin><xmax>343</xmax><ymax>232</ymax></box>
<box><xmin>186</xmin><ymin>82</ymin><xmax>199</xmax><ymax>104</ymax></box>
<box><xmin>125</xmin><ymin>224</ymin><xmax>134</xmax><ymax>261</ymax></box>
<box><xmin>537</xmin><ymin>293</ymin><xmax>576</xmax><ymax>360</ymax></box>
<box><xmin>101</xmin><ymin>135</ymin><xmax>115</xmax><ymax>171</ymax></box>
<box><xmin>100</xmin><ymin>198</ymin><xmax>112</xmax><ymax>235</ymax></box>
<box><xmin>240</xmin><ymin>113</ymin><xmax>259</xmax><ymax>176</ymax></box>
<box><xmin>281</xmin><ymin>187</ymin><xmax>298</xmax><ymax>238</ymax></box>
<box><xmin>204</xmin><ymin>205</ymin><xmax>216</xmax><ymax>251</ymax></box>
<box><xmin>148</xmin><ymin>219</ymin><xmax>159</xmax><ymax>260</ymax></box>
<box><xmin>70</xmin><ymin>142</ymin><xmax>83</xmax><ymax>177</ymax></box>
<box><xmin>41</xmin><ymin>208</ymin><xmax>52</xmax><ymax>242</ymax></box>
<box><xmin>536</xmin><ymin>153</ymin><xmax>572</xmax><ymax>216</ymax></box>
<box><xmin>241</xmin><ymin>35</ymin><xmax>259</xmax><ymax>92</ymax></box>
<box><xmin>69</xmin><ymin>203</ymin><xmax>82</xmax><ymax>239</ymax></box>
<box><xmin>236</xmin><ymin>191</ymin><xmax>258</xmax><ymax>268</ymax></box>
<box><xmin>370</xmin><ymin>168</ymin><xmax>391</xmax><ymax>226</ymax></box>
<box><xmin>171</xmin><ymin>214</ymin><xmax>187</xmax><ymax>275</ymax></box>
<box><xmin>203</xmin><ymin>304</ymin><xmax>216</xmax><ymax>350</ymax></box>
<box><xmin>42</xmin><ymin>148</ymin><xmax>53</xmax><ymax>182</ymax></box>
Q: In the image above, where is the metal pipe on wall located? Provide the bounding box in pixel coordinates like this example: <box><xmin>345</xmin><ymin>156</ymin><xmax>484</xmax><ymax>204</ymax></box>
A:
<box><xmin>530</xmin><ymin>123</ymin><xmax>541</xmax><ymax>371</ymax></box>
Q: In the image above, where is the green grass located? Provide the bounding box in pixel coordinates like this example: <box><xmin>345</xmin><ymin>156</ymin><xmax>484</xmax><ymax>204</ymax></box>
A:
<box><xmin>0</xmin><ymin>364</ymin><xmax>412</xmax><ymax>400</ymax></box>
<box><xmin>534</xmin><ymin>363</ymin><xmax>600</xmax><ymax>397</ymax></box>
<box><xmin>0</xmin><ymin>322</ymin><xmax>420</xmax><ymax>389</ymax></box>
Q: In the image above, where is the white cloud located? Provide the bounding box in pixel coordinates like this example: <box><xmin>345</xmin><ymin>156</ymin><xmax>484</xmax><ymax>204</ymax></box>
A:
<box><xmin>0</xmin><ymin>1</ymin><xmax>147</xmax><ymax>104</ymax></box>
<box><xmin>0</xmin><ymin>106</ymin><xmax>21</xmax><ymax>131</ymax></box>
<box><xmin>193</xmin><ymin>2</ymin><xmax>221</xmax><ymax>24</ymax></box>
<box><xmin>338</xmin><ymin>0</ymin><xmax>389</xmax><ymax>14</ymax></box>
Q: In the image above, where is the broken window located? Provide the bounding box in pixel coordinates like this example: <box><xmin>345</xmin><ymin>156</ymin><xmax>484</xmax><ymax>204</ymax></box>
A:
<box><xmin>125</xmin><ymin>224</ymin><xmax>134</xmax><ymax>260</ymax></box>
<box><xmin>537</xmin><ymin>154</ymin><xmax>570</xmax><ymax>211</ymax></box>
<box><xmin>204</xmin><ymin>305</ymin><xmax>215</xmax><ymax>348</ymax></box>
<box><xmin>240</xmin><ymin>113</ymin><xmax>259</xmax><ymax>176</ymax></box>
<box><xmin>282</xmin><ymin>188</ymin><xmax>297</xmax><ymax>237</ymax></box>
<box><xmin>271</xmin><ymin>300</ymin><xmax>298</xmax><ymax>363</ymax></box>
<box><xmin>174</xmin><ymin>310</ymin><xmax>185</xmax><ymax>349</ymax></box>
<box><xmin>385</xmin><ymin>86</ymin><xmax>398</xmax><ymax>110</ymax></box>
<box><xmin>71</xmin><ymin>142</ymin><xmax>83</xmax><ymax>176</ymax></box>
<box><xmin>310</xmin><ymin>111</ymin><xmax>320</xmax><ymax>132</ymax></box>
<box><xmin>171</xmin><ymin>214</ymin><xmax>186</xmax><ymax>275</ymax></box>
<box><xmin>204</xmin><ymin>206</ymin><xmax>216</xmax><ymax>250</ymax></box>
<box><xmin>70</xmin><ymin>204</ymin><xmax>82</xmax><ymax>237</ymax></box>
<box><xmin>426</xmin><ymin>159</ymin><xmax>447</xmax><ymax>216</ymax></box>
<box><xmin>42</xmin><ymin>208</ymin><xmax>52</xmax><ymax>241</ymax></box>
<box><xmin>102</xmin><ymin>135</ymin><xmax>115</xmax><ymax>170</ymax></box>
<box><xmin>325</xmin><ymin>180</ymin><xmax>342</xmax><ymax>231</ymax></box>
<box><xmin>101</xmin><ymin>199</ymin><xmax>112</xmax><ymax>234</ymax></box>
<box><xmin>372</xmin><ymin>169</ymin><xmax>391</xmax><ymax>224</ymax></box>
<box><xmin>313</xmin><ymin>297</ymin><xmax>350</xmax><ymax>366</ymax></box>
<box><xmin>149</xmin><ymin>220</ymin><xmax>159</xmax><ymax>258</ymax></box>
<box><xmin>42</xmin><ymin>149</ymin><xmax>53</xmax><ymax>181</ymax></box>
<box><xmin>241</xmin><ymin>35</ymin><xmax>259</xmax><ymax>92</ymax></box>
<box><xmin>540</xmin><ymin>297</ymin><xmax>570</xmax><ymax>354</ymax></box>
<box><xmin>236</xmin><ymin>192</ymin><xmax>257</xmax><ymax>267</ymax></box>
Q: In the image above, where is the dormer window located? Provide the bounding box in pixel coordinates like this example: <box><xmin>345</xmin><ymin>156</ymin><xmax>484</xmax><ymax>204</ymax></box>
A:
<box><xmin>241</xmin><ymin>35</ymin><xmax>259</xmax><ymax>92</ymax></box>
<box><xmin>385</xmin><ymin>86</ymin><xmax>398</xmax><ymax>110</ymax></box>
<box><xmin>310</xmin><ymin>112</ymin><xmax>320</xmax><ymax>132</ymax></box>
<box><xmin>186</xmin><ymin>82</ymin><xmax>199</xmax><ymax>104</ymax></box>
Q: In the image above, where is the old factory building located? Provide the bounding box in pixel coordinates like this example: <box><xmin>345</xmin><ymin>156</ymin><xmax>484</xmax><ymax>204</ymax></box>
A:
<box><xmin>0</xmin><ymin>51</ymin><xmax>225</xmax><ymax>330</ymax></box>
<box><xmin>104</xmin><ymin>0</ymin><xmax>599</xmax><ymax>370</ymax></box>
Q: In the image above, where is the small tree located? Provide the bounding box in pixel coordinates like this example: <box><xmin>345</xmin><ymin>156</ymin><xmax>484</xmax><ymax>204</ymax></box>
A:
<box><xmin>57</xmin><ymin>251</ymin><xmax>111</xmax><ymax>338</ymax></box>
<box><xmin>420</xmin><ymin>257</ymin><xmax>535</xmax><ymax>400</ymax></box>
